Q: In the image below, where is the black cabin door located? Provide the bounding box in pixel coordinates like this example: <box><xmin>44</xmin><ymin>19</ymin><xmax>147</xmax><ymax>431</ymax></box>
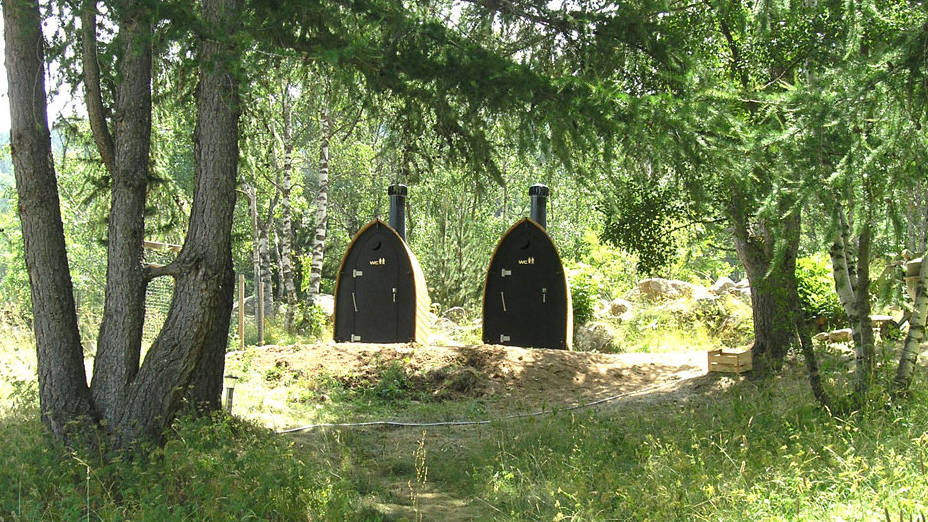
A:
<box><xmin>350</xmin><ymin>232</ymin><xmax>400</xmax><ymax>342</ymax></box>
<box><xmin>496</xmin><ymin>229</ymin><xmax>553</xmax><ymax>347</ymax></box>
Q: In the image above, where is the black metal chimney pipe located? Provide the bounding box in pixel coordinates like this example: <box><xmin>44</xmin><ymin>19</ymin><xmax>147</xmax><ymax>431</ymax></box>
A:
<box><xmin>529</xmin><ymin>183</ymin><xmax>549</xmax><ymax>229</ymax></box>
<box><xmin>388</xmin><ymin>184</ymin><xmax>407</xmax><ymax>241</ymax></box>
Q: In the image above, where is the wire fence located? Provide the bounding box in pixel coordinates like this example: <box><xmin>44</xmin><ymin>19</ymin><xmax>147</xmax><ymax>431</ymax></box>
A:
<box><xmin>142</xmin><ymin>243</ymin><xmax>178</xmax><ymax>346</ymax></box>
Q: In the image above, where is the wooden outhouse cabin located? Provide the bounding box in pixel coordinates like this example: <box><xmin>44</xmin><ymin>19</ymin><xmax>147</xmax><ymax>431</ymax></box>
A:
<box><xmin>482</xmin><ymin>185</ymin><xmax>573</xmax><ymax>349</ymax></box>
<box><xmin>333</xmin><ymin>186</ymin><xmax>430</xmax><ymax>343</ymax></box>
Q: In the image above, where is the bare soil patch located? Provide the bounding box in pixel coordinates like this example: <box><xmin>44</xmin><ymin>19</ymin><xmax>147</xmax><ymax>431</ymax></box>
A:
<box><xmin>231</xmin><ymin>342</ymin><xmax>709</xmax><ymax>412</ymax></box>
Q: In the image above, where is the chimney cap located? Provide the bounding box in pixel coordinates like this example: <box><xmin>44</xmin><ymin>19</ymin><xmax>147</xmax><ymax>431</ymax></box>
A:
<box><xmin>529</xmin><ymin>184</ymin><xmax>549</xmax><ymax>197</ymax></box>
<box><xmin>388</xmin><ymin>184</ymin><xmax>408</xmax><ymax>196</ymax></box>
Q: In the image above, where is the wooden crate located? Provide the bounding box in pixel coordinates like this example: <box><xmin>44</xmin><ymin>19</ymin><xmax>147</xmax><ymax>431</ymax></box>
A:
<box><xmin>707</xmin><ymin>348</ymin><xmax>753</xmax><ymax>373</ymax></box>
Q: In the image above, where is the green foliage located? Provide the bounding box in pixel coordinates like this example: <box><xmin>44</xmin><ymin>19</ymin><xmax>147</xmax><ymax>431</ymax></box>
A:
<box><xmin>569</xmin><ymin>230</ymin><xmax>639</xmax><ymax>296</ymax></box>
<box><xmin>567</xmin><ymin>268</ymin><xmax>603</xmax><ymax>328</ymax></box>
<box><xmin>796</xmin><ymin>254</ymin><xmax>845</xmax><ymax>324</ymax></box>
<box><xmin>614</xmin><ymin>294</ymin><xmax>754</xmax><ymax>352</ymax></box>
<box><xmin>599</xmin><ymin>180</ymin><xmax>692</xmax><ymax>275</ymax></box>
<box><xmin>0</xmin><ymin>412</ymin><xmax>361</xmax><ymax>520</ymax></box>
<box><xmin>364</xmin><ymin>360</ymin><xmax>411</xmax><ymax>401</ymax></box>
<box><xmin>300</xmin><ymin>303</ymin><xmax>329</xmax><ymax>340</ymax></box>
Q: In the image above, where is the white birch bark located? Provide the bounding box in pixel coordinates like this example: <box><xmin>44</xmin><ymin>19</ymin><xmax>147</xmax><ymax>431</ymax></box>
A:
<box><xmin>896</xmin><ymin>255</ymin><xmax>928</xmax><ymax>391</ymax></box>
<box><xmin>305</xmin><ymin>107</ymin><xmax>331</xmax><ymax>307</ymax></box>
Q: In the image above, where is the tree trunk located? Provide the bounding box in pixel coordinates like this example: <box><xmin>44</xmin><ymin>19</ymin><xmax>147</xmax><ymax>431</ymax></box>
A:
<box><xmin>258</xmin><ymin>216</ymin><xmax>275</xmax><ymax>317</ymax></box>
<box><xmin>733</xmin><ymin>211</ymin><xmax>801</xmax><ymax>370</ymax></box>
<box><xmin>3</xmin><ymin>0</ymin><xmax>96</xmax><ymax>440</ymax></box>
<box><xmin>829</xmin><ymin>204</ymin><xmax>876</xmax><ymax>406</ymax></box>
<box><xmin>90</xmin><ymin>2</ymin><xmax>152</xmax><ymax>424</ymax></box>
<box><xmin>796</xmin><ymin>316</ymin><xmax>832</xmax><ymax>411</ymax></box>
<box><xmin>116</xmin><ymin>0</ymin><xmax>242</xmax><ymax>442</ymax></box>
<box><xmin>852</xmin><ymin>225</ymin><xmax>875</xmax><ymax>400</ymax></box>
<box><xmin>80</xmin><ymin>0</ymin><xmax>116</xmax><ymax>176</ymax></box>
<box><xmin>277</xmin><ymin>87</ymin><xmax>297</xmax><ymax>331</ymax></box>
<box><xmin>895</xmin><ymin>255</ymin><xmax>928</xmax><ymax>392</ymax></box>
<box><xmin>906</xmin><ymin>181</ymin><xmax>927</xmax><ymax>253</ymax></box>
<box><xmin>306</xmin><ymin>108</ymin><xmax>331</xmax><ymax>306</ymax></box>
<box><xmin>244</xmin><ymin>182</ymin><xmax>263</xmax><ymax>342</ymax></box>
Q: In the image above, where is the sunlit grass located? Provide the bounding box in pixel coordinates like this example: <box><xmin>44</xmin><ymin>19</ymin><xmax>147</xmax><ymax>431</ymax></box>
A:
<box><xmin>4</xmin><ymin>317</ymin><xmax>928</xmax><ymax>520</ymax></box>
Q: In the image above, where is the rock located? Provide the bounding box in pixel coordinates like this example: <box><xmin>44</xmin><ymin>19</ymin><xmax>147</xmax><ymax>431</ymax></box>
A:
<box><xmin>608</xmin><ymin>298</ymin><xmax>633</xmax><ymax>317</ymax></box>
<box><xmin>829</xmin><ymin>328</ymin><xmax>853</xmax><ymax>342</ymax></box>
<box><xmin>638</xmin><ymin>278</ymin><xmax>709</xmax><ymax>301</ymax></box>
<box><xmin>813</xmin><ymin>332</ymin><xmax>830</xmax><ymax>342</ymax></box>
<box><xmin>691</xmin><ymin>284</ymin><xmax>715</xmax><ymax>301</ymax></box>
<box><xmin>710</xmin><ymin>277</ymin><xmax>736</xmax><ymax>295</ymax></box>
<box><xmin>638</xmin><ymin>278</ymin><xmax>676</xmax><ymax>300</ymax></box>
<box><xmin>731</xmin><ymin>287</ymin><xmax>752</xmax><ymax>302</ymax></box>
<box><xmin>870</xmin><ymin>314</ymin><xmax>894</xmax><ymax>325</ymax></box>
<box><xmin>734</xmin><ymin>279</ymin><xmax>750</xmax><ymax>289</ymax></box>
<box><xmin>574</xmin><ymin>321</ymin><xmax>617</xmax><ymax>352</ymax></box>
<box><xmin>307</xmin><ymin>294</ymin><xmax>334</xmax><ymax>317</ymax></box>
<box><xmin>442</xmin><ymin>306</ymin><xmax>467</xmax><ymax>323</ymax></box>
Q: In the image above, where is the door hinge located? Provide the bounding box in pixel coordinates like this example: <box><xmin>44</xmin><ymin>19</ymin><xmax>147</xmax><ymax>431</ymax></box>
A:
<box><xmin>501</xmin><ymin>268</ymin><xmax>512</xmax><ymax>277</ymax></box>
<box><xmin>353</xmin><ymin>269</ymin><xmax>363</xmax><ymax>278</ymax></box>
<box><xmin>500</xmin><ymin>334</ymin><xmax>510</xmax><ymax>343</ymax></box>
<box><xmin>351</xmin><ymin>334</ymin><xmax>362</xmax><ymax>342</ymax></box>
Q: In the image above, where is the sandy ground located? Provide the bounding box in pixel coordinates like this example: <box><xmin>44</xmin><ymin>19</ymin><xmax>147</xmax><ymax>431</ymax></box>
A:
<box><xmin>229</xmin><ymin>341</ymin><xmax>711</xmax><ymax>411</ymax></box>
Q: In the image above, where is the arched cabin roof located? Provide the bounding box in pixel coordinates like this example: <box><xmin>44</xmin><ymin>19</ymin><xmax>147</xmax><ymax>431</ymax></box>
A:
<box><xmin>482</xmin><ymin>218</ymin><xmax>573</xmax><ymax>350</ymax></box>
<box><xmin>333</xmin><ymin>219</ymin><xmax>430</xmax><ymax>343</ymax></box>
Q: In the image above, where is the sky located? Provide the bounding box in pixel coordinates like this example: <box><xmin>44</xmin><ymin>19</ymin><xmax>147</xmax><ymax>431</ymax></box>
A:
<box><xmin>0</xmin><ymin>16</ymin><xmax>80</xmax><ymax>135</ymax></box>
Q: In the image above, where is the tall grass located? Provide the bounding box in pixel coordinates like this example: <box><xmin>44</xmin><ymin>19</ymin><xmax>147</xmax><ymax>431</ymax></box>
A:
<box><xmin>4</xmin><ymin>315</ymin><xmax>927</xmax><ymax>520</ymax></box>
<box><xmin>427</xmin><ymin>361</ymin><xmax>928</xmax><ymax>519</ymax></box>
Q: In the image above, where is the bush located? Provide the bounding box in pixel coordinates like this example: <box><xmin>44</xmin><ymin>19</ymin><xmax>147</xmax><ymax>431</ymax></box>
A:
<box><xmin>568</xmin><ymin>267</ymin><xmax>602</xmax><ymax>327</ymax></box>
<box><xmin>796</xmin><ymin>254</ymin><xmax>845</xmax><ymax>325</ymax></box>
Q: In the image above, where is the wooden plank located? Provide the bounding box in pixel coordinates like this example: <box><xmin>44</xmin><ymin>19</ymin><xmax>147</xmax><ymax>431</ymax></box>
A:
<box><xmin>143</xmin><ymin>240</ymin><xmax>182</xmax><ymax>253</ymax></box>
<box><xmin>707</xmin><ymin>348</ymin><xmax>753</xmax><ymax>373</ymax></box>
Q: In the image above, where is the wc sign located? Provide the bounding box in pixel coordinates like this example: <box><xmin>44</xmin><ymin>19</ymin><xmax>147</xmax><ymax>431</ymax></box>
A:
<box><xmin>518</xmin><ymin>257</ymin><xmax>536</xmax><ymax>265</ymax></box>
<box><xmin>369</xmin><ymin>258</ymin><xmax>386</xmax><ymax>266</ymax></box>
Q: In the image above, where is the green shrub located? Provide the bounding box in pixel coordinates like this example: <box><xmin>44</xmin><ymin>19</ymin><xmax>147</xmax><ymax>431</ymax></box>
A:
<box><xmin>568</xmin><ymin>269</ymin><xmax>600</xmax><ymax>327</ymax></box>
<box><xmin>796</xmin><ymin>254</ymin><xmax>845</xmax><ymax>325</ymax></box>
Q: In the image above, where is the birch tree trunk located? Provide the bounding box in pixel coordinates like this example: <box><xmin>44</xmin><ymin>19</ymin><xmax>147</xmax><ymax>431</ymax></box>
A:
<box><xmin>259</xmin><ymin>216</ymin><xmax>275</xmax><ymax>317</ymax></box>
<box><xmin>829</xmin><ymin>204</ymin><xmax>875</xmax><ymax>404</ymax></box>
<box><xmin>305</xmin><ymin>107</ymin><xmax>331</xmax><ymax>306</ymax></box>
<box><xmin>895</xmin><ymin>255</ymin><xmax>928</xmax><ymax>392</ymax></box>
<box><xmin>3</xmin><ymin>0</ymin><xmax>96</xmax><ymax>441</ymax></box>
<box><xmin>276</xmin><ymin>86</ymin><xmax>298</xmax><ymax>331</ymax></box>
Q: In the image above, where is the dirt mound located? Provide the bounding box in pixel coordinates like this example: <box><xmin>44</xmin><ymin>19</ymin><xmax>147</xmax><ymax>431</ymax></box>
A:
<box><xmin>229</xmin><ymin>342</ymin><xmax>707</xmax><ymax>410</ymax></box>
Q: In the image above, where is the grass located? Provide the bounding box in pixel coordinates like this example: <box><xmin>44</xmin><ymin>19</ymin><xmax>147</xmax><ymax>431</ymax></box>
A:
<box><xmin>2</xmin><ymin>317</ymin><xmax>928</xmax><ymax>520</ymax></box>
